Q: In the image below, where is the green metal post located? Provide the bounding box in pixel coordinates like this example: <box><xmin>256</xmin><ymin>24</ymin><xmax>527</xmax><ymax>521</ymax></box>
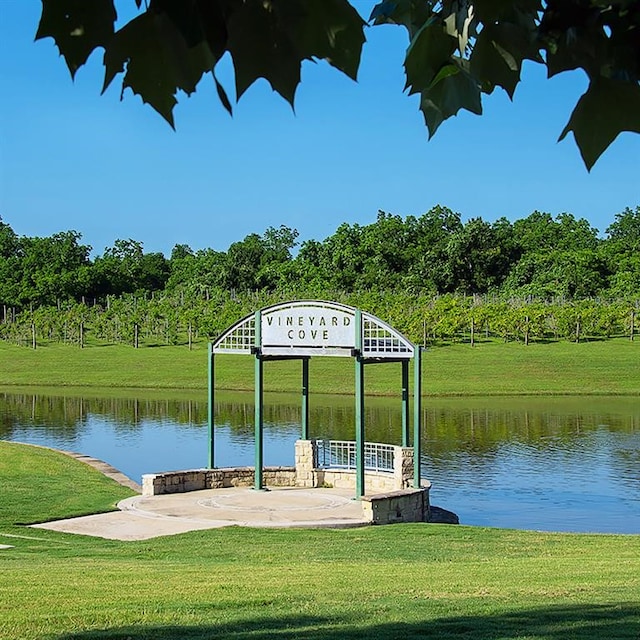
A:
<box><xmin>401</xmin><ymin>358</ymin><xmax>409</xmax><ymax>447</ymax></box>
<box><xmin>301</xmin><ymin>358</ymin><xmax>309</xmax><ymax>440</ymax></box>
<box><xmin>413</xmin><ymin>347</ymin><xmax>422</xmax><ymax>488</ymax></box>
<box><xmin>254</xmin><ymin>310</ymin><xmax>264</xmax><ymax>490</ymax></box>
<box><xmin>355</xmin><ymin>309</ymin><xmax>365</xmax><ymax>498</ymax></box>
<box><xmin>208</xmin><ymin>343</ymin><xmax>215</xmax><ymax>468</ymax></box>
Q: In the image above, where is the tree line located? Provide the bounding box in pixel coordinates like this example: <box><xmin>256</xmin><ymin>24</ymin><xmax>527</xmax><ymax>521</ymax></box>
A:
<box><xmin>1</xmin><ymin>206</ymin><xmax>638</xmax><ymax>347</ymax></box>
<box><xmin>2</xmin><ymin>206</ymin><xmax>639</xmax><ymax>304</ymax></box>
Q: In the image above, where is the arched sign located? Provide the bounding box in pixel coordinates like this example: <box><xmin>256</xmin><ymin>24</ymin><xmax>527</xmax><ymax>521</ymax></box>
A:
<box><xmin>212</xmin><ymin>300</ymin><xmax>414</xmax><ymax>359</ymax></box>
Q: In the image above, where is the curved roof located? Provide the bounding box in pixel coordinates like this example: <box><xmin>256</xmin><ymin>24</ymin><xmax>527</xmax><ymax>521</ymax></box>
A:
<box><xmin>212</xmin><ymin>300</ymin><xmax>414</xmax><ymax>359</ymax></box>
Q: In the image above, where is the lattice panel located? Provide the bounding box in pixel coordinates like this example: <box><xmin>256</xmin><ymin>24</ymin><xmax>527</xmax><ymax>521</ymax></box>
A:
<box><xmin>212</xmin><ymin>314</ymin><xmax>255</xmax><ymax>354</ymax></box>
<box><xmin>362</xmin><ymin>314</ymin><xmax>413</xmax><ymax>357</ymax></box>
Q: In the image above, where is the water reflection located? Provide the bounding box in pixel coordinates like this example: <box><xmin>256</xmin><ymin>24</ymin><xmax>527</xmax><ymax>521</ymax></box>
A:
<box><xmin>1</xmin><ymin>390</ymin><xmax>639</xmax><ymax>533</ymax></box>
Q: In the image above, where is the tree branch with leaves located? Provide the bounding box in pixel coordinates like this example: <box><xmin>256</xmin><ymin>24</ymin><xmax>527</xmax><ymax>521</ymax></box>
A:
<box><xmin>37</xmin><ymin>1</ymin><xmax>639</xmax><ymax>169</ymax></box>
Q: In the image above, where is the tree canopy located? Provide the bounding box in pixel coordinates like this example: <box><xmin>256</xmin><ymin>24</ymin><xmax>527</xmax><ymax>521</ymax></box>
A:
<box><xmin>1</xmin><ymin>207</ymin><xmax>639</xmax><ymax>308</ymax></box>
<box><xmin>37</xmin><ymin>0</ymin><xmax>640</xmax><ymax>170</ymax></box>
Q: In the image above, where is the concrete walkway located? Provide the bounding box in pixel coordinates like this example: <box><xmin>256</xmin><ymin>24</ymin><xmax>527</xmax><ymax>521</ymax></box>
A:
<box><xmin>31</xmin><ymin>487</ymin><xmax>371</xmax><ymax>541</ymax></box>
<box><xmin>17</xmin><ymin>445</ymin><xmax>369</xmax><ymax>541</ymax></box>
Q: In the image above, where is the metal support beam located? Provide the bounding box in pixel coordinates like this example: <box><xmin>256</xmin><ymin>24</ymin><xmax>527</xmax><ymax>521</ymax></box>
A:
<box><xmin>354</xmin><ymin>309</ymin><xmax>365</xmax><ymax>498</ymax></box>
<box><xmin>254</xmin><ymin>310</ymin><xmax>264</xmax><ymax>490</ymax></box>
<box><xmin>401</xmin><ymin>358</ymin><xmax>409</xmax><ymax>447</ymax></box>
<box><xmin>301</xmin><ymin>358</ymin><xmax>310</xmax><ymax>440</ymax></box>
<box><xmin>207</xmin><ymin>344</ymin><xmax>215</xmax><ymax>468</ymax></box>
<box><xmin>355</xmin><ymin>355</ymin><xmax>365</xmax><ymax>498</ymax></box>
<box><xmin>413</xmin><ymin>347</ymin><xmax>422</xmax><ymax>488</ymax></box>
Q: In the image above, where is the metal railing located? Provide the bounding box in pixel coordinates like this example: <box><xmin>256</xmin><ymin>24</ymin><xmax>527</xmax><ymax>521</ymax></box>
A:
<box><xmin>315</xmin><ymin>440</ymin><xmax>395</xmax><ymax>473</ymax></box>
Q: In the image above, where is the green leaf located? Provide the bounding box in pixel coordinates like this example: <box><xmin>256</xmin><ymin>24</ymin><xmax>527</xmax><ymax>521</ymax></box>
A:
<box><xmin>470</xmin><ymin>18</ymin><xmax>542</xmax><ymax>98</ymax></box>
<box><xmin>281</xmin><ymin>0</ymin><xmax>365</xmax><ymax>81</ymax></box>
<box><xmin>405</xmin><ymin>23</ymin><xmax>457</xmax><ymax>95</ymax></box>
<box><xmin>545</xmin><ymin>29</ymin><xmax>608</xmax><ymax>79</ymax></box>
<box><xmin>213</xmin><ymin>71</ymin><xmax>233</xmax><ymax>116</ymax></box>
<box><xmin>195</xmin><ymin>0</ymin><xmax>230</xmax><ymax>62</ymax></box>
<box><xmin>559</xmin><ymin>77</ymin><xmax>640</xmax><ymax>171</ymax></box>
<box><xmin>471</xmin><ymin>24</ymin><xmax>522</xmax><ymax>98</ymax></box>
<box><xmin>473</xmin><ymin>0</ymin><xmax>542</xmax><ymax>23</ymax></box>
<box><xmin>103</xmin><ymin>11</ymin><xmax>217</xmax><ymax>126</ymax></box>
<box><xmin>36</xmin><ymin>0</ymin><xmax>116</xmax><ymax>78</ymax></box>
<box><xmin>419</xmin><ymin>63</ymin><xmax>482</xmax><ymax>138</ymax></box>
<box><xmin>226</xmin><ymin>2</ymin><xmax>300</xmax><ymax>104</ymax></box>
<box><xmin>227</xmin><ymin>0</ymin><xmax>365</xmax><ymax>104</ymax></box>
<box><xmin>370</xmin><ymin>0</ymin><xmax>435</xmax><ymax>36</ymax></box>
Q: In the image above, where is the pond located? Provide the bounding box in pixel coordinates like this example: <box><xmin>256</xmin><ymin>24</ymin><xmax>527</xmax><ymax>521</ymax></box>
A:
<box><xmin>1</xmin><ymin>389</ymin><xmax>639</xmax><ymax>534</ymax></box>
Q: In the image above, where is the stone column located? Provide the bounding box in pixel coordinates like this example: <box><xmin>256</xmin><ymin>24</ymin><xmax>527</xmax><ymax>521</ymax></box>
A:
<box><xmin>295</xmin><ymin>439</ymin><xmax>316</xmax><ymax>488</ymax></box>
<box><xmin>394</xmin><ymin>446</ymin><xmax>414</xmax><ymax>490</ymax></box>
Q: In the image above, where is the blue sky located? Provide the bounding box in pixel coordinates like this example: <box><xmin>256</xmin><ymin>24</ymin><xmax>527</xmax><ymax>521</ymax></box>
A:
<box><xmin>1</xmin><ymin>1</ymin><xmax>638</xmax><ymax>257</ymax></box>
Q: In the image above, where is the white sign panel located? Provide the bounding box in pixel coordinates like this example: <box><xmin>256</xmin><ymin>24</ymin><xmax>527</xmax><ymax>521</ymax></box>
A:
<box><xmin>262</xmin><ymin>306</ymin><xmax>355</xmax><ymax>350</ymax></box>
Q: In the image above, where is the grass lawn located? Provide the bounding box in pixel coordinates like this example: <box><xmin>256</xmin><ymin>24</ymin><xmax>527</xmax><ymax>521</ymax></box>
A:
<box><xmin>0</xmin><ymin>338</ymin><xmax>639</xmax><ymax>396</ymax></box>
<box><xmin>1</xmin><ymin>441</ymin><xmax>639</xmax><ymax>640</ymax></box>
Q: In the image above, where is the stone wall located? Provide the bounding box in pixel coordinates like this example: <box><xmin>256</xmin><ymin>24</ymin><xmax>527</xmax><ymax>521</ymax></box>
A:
<box><xmin>313</xmin><ymin>469</ymin><xmax>398</xmax><ymax>492</ymax></box>
<box><xmin>361</xmin><ymin>487</ymin><xmax>430</xmax><ymax>525</ymax></box>
<box><xmin>143</xmin><ymin>467</ymin><xmax>296</xmax><ymax>496</ymax></box>
<box><xmin>143</xmin><ymin>440</ymin><xmax>420</xmax><ymax>498</ymax></box>
<box><xmin>143</xmin><ymin>469</ymin><xmax>209</xmax><ymax>495</ymax></box>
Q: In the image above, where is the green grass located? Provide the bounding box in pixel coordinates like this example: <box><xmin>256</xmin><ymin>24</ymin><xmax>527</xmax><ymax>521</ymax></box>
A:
<box><xmin>0</xmin><ymin>338</ymin><xmax>639</xmax><ymax>396</ymax></box>
<box><xmin>1</xmin><ymin>441</ymin><xmax>639</xmax><ymax>640</ymax></box>
<box><xmin>0</xmin><ymin>442</ymin><xmax>136</xmax><ymax>525</ymax></box>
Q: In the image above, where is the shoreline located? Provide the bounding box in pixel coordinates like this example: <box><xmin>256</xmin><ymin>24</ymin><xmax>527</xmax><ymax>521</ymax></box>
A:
<box><xmin>7</xmin><ymin>441</ymin><xmax>142</xmax><ymax>493</ymax></box>
<box><xmin>1</xmin><ymin>383</ymin><xmax>639</xmax><ymax>399</ymax></box>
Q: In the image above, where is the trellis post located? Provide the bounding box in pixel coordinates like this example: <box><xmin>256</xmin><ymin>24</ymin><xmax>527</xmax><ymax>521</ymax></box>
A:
<box><xmin>301</xmin><ymin>357</ymin><xmax>310</xmax><ymax>440</ymax></box>
<box><xmin>254</xmin><ymin>309</ymin><xmax>264</xmax><ymax>490</ymax></box>
<box><xmin>207</xmin><ymin>343</ymin><xmax>215</xmax><ymax>468</ymax></box>
<box><xmin>413</xmin><ymin>347</ymin><xmax>422</xmax><ymax>488</ymax></box>
<box><xmin>355</xmin><ymin>309</ymin><xmax>365</xmax><ymax>498</ymax></box>
<box><xmin>401</xmin><ymin>359</ymin><xmax>410</xmax><ymax>447</ymax></box>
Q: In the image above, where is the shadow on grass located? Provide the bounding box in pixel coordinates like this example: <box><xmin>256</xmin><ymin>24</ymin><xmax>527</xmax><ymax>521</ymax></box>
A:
<box><xmin>56</xmin><ymin>603</ymin><xmax>640</xmax><ymax>640</ymax></box>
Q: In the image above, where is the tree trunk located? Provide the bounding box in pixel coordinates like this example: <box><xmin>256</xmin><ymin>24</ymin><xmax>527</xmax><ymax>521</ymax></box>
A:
<box><xmin>631</xmin><ymin>310</ymin><xmax>636</xmax><ymax>342</ymax></box>
<box><xmin>79</xmin><ymin>321</ymin><xmax>84</xmax><ymax>349</ymax></box>
<box><xmin>470</xmin><ymin>317</ymin><xmax>475</xmax><ymax>347</ymax></box>
<box><xmin>188</xmin><ymin>321</ymin><xmax>193</xmax><ymax>351</ymax></box>
<box><xmin>134</xmin><ymin>323</ymin><xmax>139</xmax><ymax>349</ymax></box>
<box><xmin>31</xmin><ymin>322</ymin><xmax>37</xmax><ymax>350</ymax></box>
<box><xmin>524</xmin><ymin>315</ymin><xmax>529</xmax><ymax>346</ymax></box>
